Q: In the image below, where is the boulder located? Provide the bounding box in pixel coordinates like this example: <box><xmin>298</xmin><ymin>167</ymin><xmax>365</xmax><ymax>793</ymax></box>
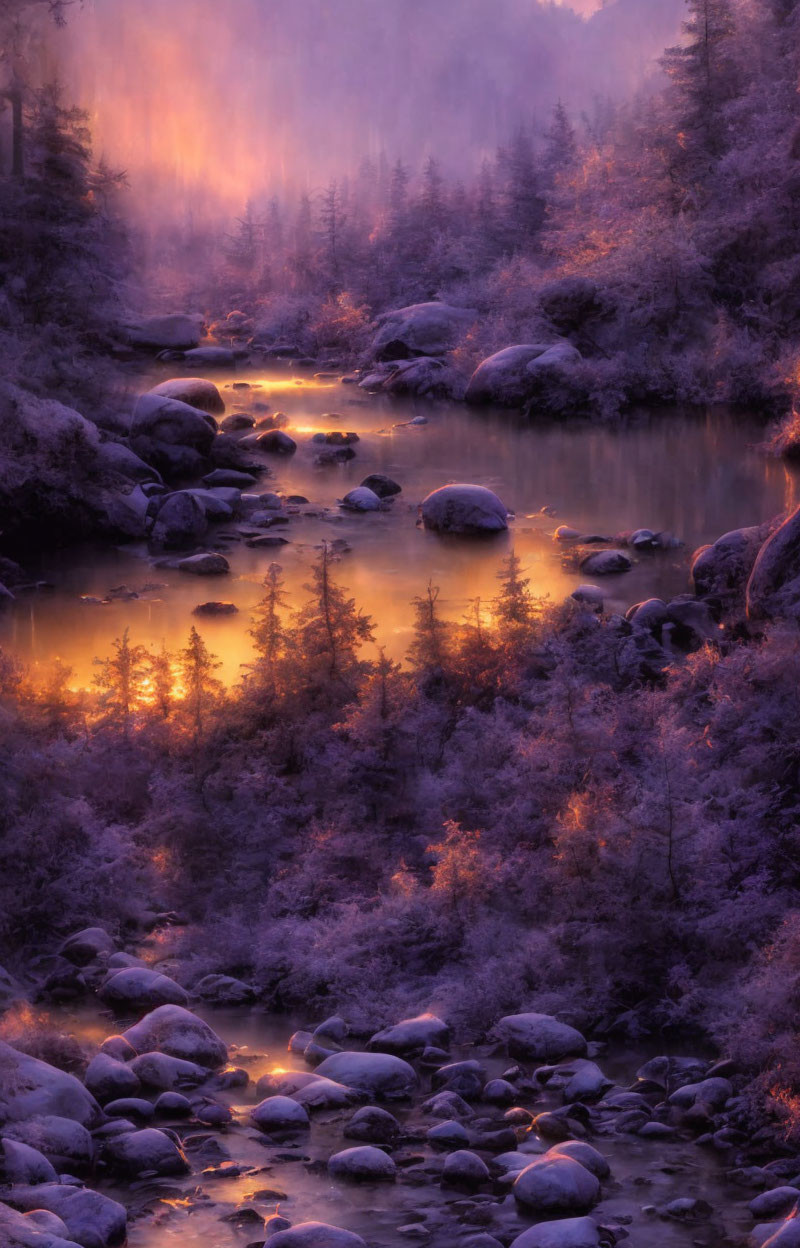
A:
<box><xmin>98</xmin><ymin>1036</ymin><xmax>136</xmax><ymax>1062</ymax></box>
<box><xmin>314</xmin><ymin>1052</ymin><xmax>417</xmax><ymax>1100</ymax></box>
<box><xmin>763</xmin><ymin>1223</ymin><xmax>800</xmax><ymax>1247</ymax></box>
<box><xmin>255</xmin><ymin>1069</ymin><xmax>322</xmax><ymax>1099</ymax></box>
<box><xmin>483</xmin><ymin>1079</ymin><xmax>518</xmax><ymax>1106</ymax></box>
<box><xmin>328</xmin><ymin>1145</ymin><xmax>397</xmax><ymax>1182</ymax></box>
<box><xmin>465</xmin><ymin>344</ymin><xmax>576</xmax><ymax>407</ymax></box>
<box><xmin>154</xmin><ymin>1091</ymin><xmax>193</xmax><ymax>1117</ymax></box>
<box><xmin>368</xmin><ymin>1013</ymin><xmax>449</xmax><ymax>1055</ymax></box>
<box><xmin>692</xmin><ymin>525</ymin><xmax>767</xmax><ymax>603</ymax></box>
<box><xmin>58</xmin><ymin>928</ymin><xmax>115</xmax><ymax>967</ymax></box>
<box><xmin>5</xmin><ymin>1184</ymin><xmax>126</xmax><ymax>1248</ymax></box>
<box><xmin>202</xmin><ymin>468</ymin><xmax>257</xmax><ymax>488</ymax></box>
<box><xmin>668</xmin><ymin>1076</ymin><xmax>732</xmax><ymax>1110</ymax></box>
<box><xmin>102</xmin><ymin>1127</ymin><xmax>189</xmax><ymax>1177</ymax></box>
<box><xmin>509</xmin><ymin>1217</ymin><xmax>601</xmax><ymax>1248</ymax></box>
<box><xmin>3</xmin><ymin>1117</ymin><xmax>93</xmax><ymax>1172</ymax></box>
<box><xmin>371</xmin><ymin>302</ymin><xmax>475</xmax><ymax>361</ymax></box>
<box><xmin>96</xmin><ymin>441</ymin><xmax>160</xmax><ymax>484</ymax></box>
<box><xmin>149</xmin><ymin>494</ymin><xmax>208</xmax><ymax>550</ymax></box>
<box><xmin>129</xmin><ymin>1052</ymin><xmax>208</xmax><ymax>1091</ymax></box>
<box><xmin>83</xmin><ymin>1054</ymin><xmax>140</xmax><ymax>1103</ymax></box>
<box><xmin>290</xmin><ymin>1078</ymin><xmax>364</xmax><ymax>1112</ymax></box>
<box><xmin>0</xmin><ymin>1045</ymin><xmax>100</xmax><ymax>1127</ymax></box>
<box><xmin>442</xmin><ymin>1150</ymin><xmax>490</xmax><ymax>1187</ymax></box>
<box><xmin>343</xmin><ymin>1106</ymin><xmax>400</xmax><ymax>1144</ymax></box>
<box><xmin>556</xmin><ymin>1061</ymin><xmax>612</xmax><ymax>1103</ymax></box>
<box><xmin>100</xmin><ymin>1097</ymin><xmax>154</xmax><ymax>1122</ymax></box>
<box><xmin>546</xmin><ymin>1142</ymin><xmax>610</xmax><ymax>1180</ymax></box>
<box><xmin>491</xmin><ymin>1014</ymin><xmax>587</xmax><ymax>1061</ymax></box>
<box><xmin>570</xmin><ymin>585</ymin><xmax>604</xmax><ymax>612</ymax></box>
<box><xmin>376</xmin><ymin>357</ymin><xmax>467</xmax><ymax>400</ymax></box>
<box><xmin>122</xmin><ymin>1005</ymin><xmax>226</xmax><ymax>1066</ymax></box>
<box><xmin>193</xmin><ymin>601</ymin><xmax>238</xmax><ymax>617</ymax></box>
<box><xmin>147</xmin><ymin>378</ymin><xmax>225</xmax><ymax>415</ymax></box>
<box><xmin>0</xmin><ymin>1138</ymin><xmax>58</xmax><ymax>1185</ymax></box>
<box><xmin>627</xmin><ymin>598</ymin><xmax>670</xmax><ymax>632</ymax></box>
<box><xmin>360</xmin><ymin>474</ymin><xmax>402</xmax><ymax>498</ymax></box>
<box><xmin>99</xmin><ymin>968</ymin><xmax>189</xmax><ymax>1011</ymax></box>
<box><xmin>130</xmin><ymin>393</ymin><xmax>216</xmax><ymax>453</ymax></box>
<box><xmin>257</xmin><ymin>430</ymin><xmax>297</xmax><ymax>455</ymax></box>
<box><xmin>421</xmin><ymin>484</ymin><xmax>508</xmax><ymax>535</ymax></box>
<box><xmin>431</xmin><ymin>1060</ymin><xmax>486</xmax><ymax>1100</ymax></box>
<box><xmin>251</xmin><ymin>1096</ymin><xmax>310</xmax><ymax>1133</ymax></box>
<box><xmin>267</xmin><ymin>1223</ymin><xmax>367</xmax><ymax>1248</ymax></box>
<box><xmin>0</xmin><ymin>1202</ymin><xmax>82</xmax><ymax>1248</ymax></box>
<box><xmin>193</xmin><ymin>974</ymin><xmax>255</xmax><ymax>1004</ymax></box>
<box><xmin>427</xmin><ymin>1120</ymin><xmax>470</xmax><ymax>1148</ymax></box>
<box><xmin>176</xmin><ymin>552</ymin><xmax>230</xmax><ymax>576</ymax></box>
<box><xmin>422</xmin><ymin>1090</ymin><xmax>473</xmax><ymax>1120</ymax></box>
<box><xmin>747</xmin><ymin>505</ymin><xmax>800</xmax><ymax>621</ymax></box>
<box><xmin>340</xmin><ymin>487</ymin><xmax>382</xmax><ymax>512</ymax></box>
<box><xmin>750</xmin><ymin>1189</ymin><xmax>800</xmax><ymax>1220</ymax></box>
<box><xmin>313</xmin><ymin>1016</ymin><xmax>348</xmax><ymax>1043</ymax></box>
<box><xmin>128</xmin><ymin>313</ymin><xmax>203</xmax><ymax>351</ymax></box>
<box><xmin>513</xmin><ymin>1155</ymin><xmax>600</xmax><ymax>1214</ymax></box>
<box><xmin>579</xmin><ymin>550</ymin><xmax>632</xmax><ymax>576</ymax></box>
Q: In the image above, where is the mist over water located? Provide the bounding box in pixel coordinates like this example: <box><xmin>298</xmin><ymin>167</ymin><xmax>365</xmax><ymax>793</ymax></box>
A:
<box><xmin>60</xmin><ymin>0</ymin><xmax>685</xmax><ymax>219</ymax></box>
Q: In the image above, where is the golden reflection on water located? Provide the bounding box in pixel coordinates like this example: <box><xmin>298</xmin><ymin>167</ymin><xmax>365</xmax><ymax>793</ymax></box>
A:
<box><xmin>1</xmin><ymin>369</ymin><xmax>795</xmax><ymax>686</ymax></box>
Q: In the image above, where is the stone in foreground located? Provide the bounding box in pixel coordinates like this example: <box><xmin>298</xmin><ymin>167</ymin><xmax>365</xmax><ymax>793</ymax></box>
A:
<box><xmin>421</xmin><ymin>485</ymin><xmax>508</xmax><ymax>535</ymax></box>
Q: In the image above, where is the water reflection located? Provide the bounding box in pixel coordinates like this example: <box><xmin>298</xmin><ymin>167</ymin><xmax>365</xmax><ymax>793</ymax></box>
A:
<box><xmin>1</xmin><ymin>367</ymin><xmax>794</xmax><ymax>684</ymax></box>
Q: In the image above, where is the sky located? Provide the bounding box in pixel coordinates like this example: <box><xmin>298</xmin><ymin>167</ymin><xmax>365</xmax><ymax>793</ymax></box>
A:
<box><xmin>58</xmin><ymin>0</ymin><xmax>685</xmax><ymax>217</ymax></box>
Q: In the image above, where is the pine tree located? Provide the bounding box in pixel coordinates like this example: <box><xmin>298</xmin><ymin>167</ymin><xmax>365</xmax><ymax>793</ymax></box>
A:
<box><xmin>544</xmin><ymin>101</ymin><xmax>578</xmax><ymax>181</ymax></box>
<box><xmin>292</xmin><ymin>544</ymin><xmax>374</xmax><ymax>695</ymax></box>
<box><xmin>408</xmin><ymin>582</ymin><xmax>450</xmax><ymax>674</ymax></box>
<box><xmin>178</xmin><ymin>627</ymin><xmax>222</xmax><ymax>745</ymax></box>
<box><xmin>494</xmin><ymin>552</ymin><xmax>536</xmax><ymax>632</ymax></box>
<box><xmin>503</xmin><ymin>127</ymin><xmax>545</xmax><ymax>249</ymax></box>
<box><xmin>249</xmin><ymin>563</ymin><xmax>290</xmax><ymax>691</ymax></box>
<box><xmin>94</xmin><ymin>629</ymin><xmax>148</xmax><ymax>734</ymax></box>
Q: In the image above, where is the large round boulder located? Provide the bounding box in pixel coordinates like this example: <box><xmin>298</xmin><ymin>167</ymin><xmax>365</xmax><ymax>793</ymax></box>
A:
<box><xmin>4</xmin><ymin>1183</ymin><xmax>127</xmax><ymax>1248</ymax></box>
<box><xmin>0</xmin><ymin>1043</ymin><xmax>100</xmax><ymax>1127</ymax></box>
<box><xmin>251</xmin><ymin>1096</ymin><xmax>310</xmax><ymax>1133</ymax></box>
<box><xmin>0</xmin><ymin>1201</ymin><xmax>81</xmax><ymax>1248</ymax></box>
<box><xmin>691</xmin><ymin>524</ymin><xmax>768</xmax><ymax>604</ymax></box>
<box><xmin>343</xmin><ymin>1106</ymin><xmax>400</xmax><ymax>1144</ymax></box>
<box><xmin>102</xmin><ymin>1128</ymin><xmax>189</xmax><ymax>1177</ymax></box>
<box><xmin>579</xmin><ymin>550</ymin><xmax>632</xmax><ymax>576</ymax></box>
<box><xmin>368</xmin><ymin>1013</ymin><xmax>449</xmax><ymax>1055</ymax></box>
<box><xmin>57</xmin><ymin>928</ymin><xmax>115</xmax><ymax>967</ymax></box>
<box><xmin>130</xmin><ymin>394</ymin><xmax>216</xmax><ymax>453</ymax></box>
<box><xmin>465</xmin><ymin>343</ymin><xmax>579</xmax><ymax>407</ymax></box>
<box><xmin>747</xmin><ymin>505</ymin><xmax>800</xmax><ymax>621</ymax></box>
<box><xmin>267</xmin><ymin>1223</ymin><xmax>367</xmax><ymax>1248</ymax></box>
<box><xmin>421</xmin><ymin>484</ymin><xmax>508</xmax><ymax>535</ymax></box>
<box><xmin>147</xmin><ymin>378</ymin><xmax>225</xmax><ymax>415</ymax></box>
<box><xmin>314</xmin><ymin>1052</ymin><xmax>417</xmax><ymax>1100</ymax></box>
<box><xmin>4</xmin><ymin>1117</ymin><xmax>94</xmax><ymax>1172</ymax></box>
<box><xmin>149</xmin><ymin>493</ymin><xmax>208</xmax><ymax>550</ymax></box>
<box><xmin>490</xmin><ymin>1013</ymin><xmax>587</xmax><ymax>1061</ymax></box>
<box><xmin>328</xmin><ymin>1145</ymin><xmax>397</xmax><ymax>1181</ymax></box>
<box><xmin>371</xmin><ymin>302</ymin><xmax>475</xmax><ymax>361</ymax></box>
<box><xmin>0</xmin><ymin>1138</ymin><xmax>58</xmax><ymax>1185</ymax></box>
<box><xmin>512</xmin><ymin>1155</ymin><xmax>600</xmax><ymax>1214</ymax></box>
<box><xmin>129</xmin><ymin>1052</ymin><xmax>208</xmax><ymax>1091</ymax></box>
<box><xmin>83</xmin><ymin>1054</ymin><xmax>140</xmax><ymax>1103</ymax></box>
<box><xmin>121</xmin><ymin>1005</ymin><xmax>227</xmax><ymax>1067</ymax></box>
<box><xmin>99</xmin><ymin>968</ymin><xmax>189</xmax><ymax>1012</ymax></box>
<box><xmin>509</xmin><ymin>1217</ymin><xmax>601</xmax><ymax>1248</ymax></box>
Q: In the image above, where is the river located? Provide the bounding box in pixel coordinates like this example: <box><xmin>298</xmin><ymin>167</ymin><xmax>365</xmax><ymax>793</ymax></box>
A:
<box><xmin>1</xmin><ymin>363</ymin><xmax>795</xmax><ymax>685</ymax></box>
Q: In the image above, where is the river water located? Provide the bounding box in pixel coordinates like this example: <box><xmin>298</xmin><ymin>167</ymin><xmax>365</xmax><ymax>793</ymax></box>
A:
<box><xmin>37</xmin><ymin>998</ymin><xmax>753</xmax><ymax>1248</ymax></box>
<box><xmin>1</xmin><ymin>365</ymin><xmax>796</xmax><ymax>684</ymax></box>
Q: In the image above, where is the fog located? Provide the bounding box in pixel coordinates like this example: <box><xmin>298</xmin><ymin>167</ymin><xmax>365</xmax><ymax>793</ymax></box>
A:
<box><xmin>59</xmin><ymin>0</ymin><xmax>686</xmax><ymax>218</ymax></box>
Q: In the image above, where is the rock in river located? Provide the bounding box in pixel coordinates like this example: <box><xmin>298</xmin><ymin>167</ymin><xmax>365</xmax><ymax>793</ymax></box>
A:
<box><xmin>99</xmin><ymin>967</ymin><xmax>189</xmax><ymax>1012</ymax></box>
<box><xmin>251</xmin><ymin>1096</ymin><xmax>310</xmax><ymax>1133</ymax></box>
<box><xmin>509</xmin><ymin>1217</ymin><xmax>601</xmax><ymax>1248</ymax></box>
<box><xmin>512</xmin><ymin>1155</ymin><xmax>600</xmax><ymax>1215</ymax></box>
<box><xmin>268</xmin><ymin>1222</ymin><xmax>368</xmax><ymax>1248</ymax></box>
<box><xmin>314</xmin><ymin>1051</ymin><xmax>418</xmax><ymax>1100</ymax></box>
<box><xmin>5</xmin><ymin>1183</ymin><xmax>127</xmax><ymax>1248</ymax></box>
<box><xmin>368</xmin><ymin>1013</ymin><xmax>449</xmax><ymax>1055</ymax></box>
<box><xmin>83</xmin><ymin>1054</ymin><xmax>140</xmax><ymax>1104</ymax></box>
<box><xmin>328</xmin><ymin>1145</ymin><xmax>397</xmax><ymax>1181</ymax></box>
<box><xmin>121</xmin><ymin>1004</ymin><xmax>227</xmax><ymax>1067</ymax></box>
<box><xmin>102</xmin><ymin>1127</ymin><xmax>189</xmax><ymax>1177</ymax></box>
<box><xmin>147</xmin><ymin>377</ymin><xmax>225</xmax><ymax>415</ymax></box>
<box><xmin>491</xmin><ymin>1013</ymin><xmax>587</xmax><ymax>1061</ymax></box>
<box><xmin>370</xmin><ymin>302</ymin><xmax>475</xmax><ymax>361</ymax></box>
<box><xmin>421</xmin><ymin>485</ymin><xmax>508</xmax><ymax>535</ymax></box>
<box><xmin>0</xmin><ymin>1043</ymin><xmax>100</xmax><ymax>1127</ymax></box>
<box><xmin>579</xmin><ymin>550</ymin><xmax>632</xmax><ymax>576</ymax></box>
<box><xmin>176</xmin><ymin>552</ymin><xmax>230</xmax><ymax>576</ymax></box>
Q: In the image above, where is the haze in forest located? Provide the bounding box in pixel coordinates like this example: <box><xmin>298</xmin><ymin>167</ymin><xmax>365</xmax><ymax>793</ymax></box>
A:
<box><xmin>59</xmin><ymin>0</ymin><xmax>686</xmax><ymax>217</ymax></box>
